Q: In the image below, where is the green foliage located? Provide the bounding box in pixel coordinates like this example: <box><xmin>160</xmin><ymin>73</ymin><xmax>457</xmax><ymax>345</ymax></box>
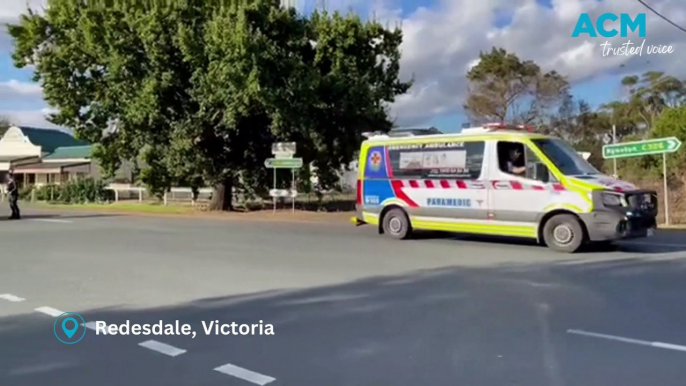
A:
<box><xmin>599</xmin><ymin>73</ymin><xmax>686</xmax><ymax>182</ymax></box>
<box><xmin>18</xmin><ymin>185</ymin><xmax>33</xmax><ymax>200</ymax></box>
<box><xmin>0</xmin><ymin>115</ymin><xmax>12</xmax><ymax>137</ymax></box>
<box><xmin>651</xmin><ymin>106</ymin><xmax>686</xmax><ymax>180</ymax></box>
<box><xmin>9</xmin><ymin>0</ymin><xmax>411</xmax><ymax>210</ymax></box>
<box><xmin>464</xmin><ymin>47</ymin><xmax>569</xmax><ymax>124</ymax></box>
<box><xmin>620</xmin><ymin>71</ymin><xmax>685</xmax><ymax>129</ymax></box>
<box><xmin>33</xmin><ymin>178</ymin><xmax>110</xmax><ymax>204</ymax></box>
<box><xmin>34</xmin><ymin>184</ymin><xmax>60</xmax><ymax>201</ymax></box>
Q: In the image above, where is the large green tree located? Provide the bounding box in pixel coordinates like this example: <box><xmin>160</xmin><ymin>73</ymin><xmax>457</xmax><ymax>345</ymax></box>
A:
<box><xmin>621</xmin><ymin>71</ymin><xmax>686</xmax><ymax>130</ymax></box>
<box><xmin>464</xmin><ymin>47</ymin><xmax>569</xmax><ymax>125</ymax></box>
<box><xmin>9</xmin><ymin>0</ymin><xmax>410</xmax><ymax>210</ymax></box>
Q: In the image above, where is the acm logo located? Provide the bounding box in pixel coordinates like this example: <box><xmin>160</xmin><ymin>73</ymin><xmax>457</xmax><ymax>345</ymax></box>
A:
<box><xmin>572</xmin><ymin>13</ymin><xmax>646</xmax><ymax>38</ymax></box>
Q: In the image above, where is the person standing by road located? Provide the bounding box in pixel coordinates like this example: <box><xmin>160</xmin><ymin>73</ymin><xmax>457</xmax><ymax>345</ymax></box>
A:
<box><xmin>6</xmin><ymin>172</ymin><xmax>20</xmax><ymax>219</ymax></box>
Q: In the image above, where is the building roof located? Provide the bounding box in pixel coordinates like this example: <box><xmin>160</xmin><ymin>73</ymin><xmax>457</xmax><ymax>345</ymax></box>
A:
<box><xmin>43</xmin><ymin>145</ymin><xmax>94</xmax><ymax>160</ymax></box>
<box><xmin>0</xmin><ymin>155</ymin><xmax>36</xmax><ymax>162</ymax></box>
<box><xmin>13</xmin><ymin>161</ymin><xmax>89</xmax><ymax>174</ymax></box>
<box><xmin>18</xmin><ymin>126</ymin><xmax>89</xmax><ymax>153</ymax></box>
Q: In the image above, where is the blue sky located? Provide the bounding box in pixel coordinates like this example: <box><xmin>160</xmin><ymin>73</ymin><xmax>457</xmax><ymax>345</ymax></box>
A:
<box><xmin>1</xmin><ymin>0</ymin><xmax>681</xmax><ymax>132</ymax></box>
<box><xmin>425</xmin><ymin>74</ymin><xmax>627</xmax><ymax>132</ymax></box>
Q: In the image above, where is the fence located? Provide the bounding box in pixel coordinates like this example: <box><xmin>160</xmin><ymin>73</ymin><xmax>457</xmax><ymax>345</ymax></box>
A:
<box><xmin>104</xmin><ymin>185</ymin><xmax>214</xmax><ymax>206</ymax></box>
<box><xmin>2</xmin><ymin>183</ymin><xmax>354</xmax><ymax>211</ymax></box>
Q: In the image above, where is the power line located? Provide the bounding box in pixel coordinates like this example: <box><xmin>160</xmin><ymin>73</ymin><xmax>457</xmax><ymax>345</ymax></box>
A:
<box><xmin>636</xmin><ymin>0</ymin><xmax>686</xmax><ymax>34</ymax></box>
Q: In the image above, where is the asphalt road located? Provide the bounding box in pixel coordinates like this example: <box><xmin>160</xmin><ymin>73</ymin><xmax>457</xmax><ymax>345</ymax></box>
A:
<box><xmin>1</xmin><ymin>209</ymin><xmax>686</xmax><ymax>386</ymax></box>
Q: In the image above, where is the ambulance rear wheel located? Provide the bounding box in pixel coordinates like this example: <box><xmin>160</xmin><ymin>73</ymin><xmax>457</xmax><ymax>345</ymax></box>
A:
<box><xmin>543</xmin><ymin>214</ymin><xmax>584</xmax><ymax>253</ymax></box>
<box><xmin>382</xmin><ymin>208</ymin><xmax>411</xmax><ymax>240</ymax></box>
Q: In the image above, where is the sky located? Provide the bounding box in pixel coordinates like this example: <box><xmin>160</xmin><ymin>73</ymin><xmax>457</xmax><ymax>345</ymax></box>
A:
<box><xmin>0</xmin><ymin>0</ymin><xmax>685</xmax><ymax>133</ymax></box>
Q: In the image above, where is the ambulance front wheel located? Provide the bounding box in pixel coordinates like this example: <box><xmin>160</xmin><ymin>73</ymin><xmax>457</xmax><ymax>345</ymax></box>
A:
<box><xmin>542</xmin><ymin>214</ymin><xmax>585</xmax><ymax>253</ymax></box>
<box><xmin>382</xmin><ymin>208</ymin><xmax>412</xmax><ymax>240</ymax></box>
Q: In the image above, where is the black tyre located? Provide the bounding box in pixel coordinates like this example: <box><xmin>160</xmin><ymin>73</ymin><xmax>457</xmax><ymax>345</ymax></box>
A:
<box><xmin>542</xmin><ymin>214</ymin><xmax>585</xmax><ymax>253</ymax></box>
<box><xmin>382</xmin><ymin>208</ymin><xmax>412</xmax><ymax>240</ymax></box>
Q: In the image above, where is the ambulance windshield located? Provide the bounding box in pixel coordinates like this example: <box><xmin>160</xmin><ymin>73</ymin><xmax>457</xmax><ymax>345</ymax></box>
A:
<box><xmin>531</xmin><ymin>138</ymin><xmax>600</xmax><ymax>176</ymax></box>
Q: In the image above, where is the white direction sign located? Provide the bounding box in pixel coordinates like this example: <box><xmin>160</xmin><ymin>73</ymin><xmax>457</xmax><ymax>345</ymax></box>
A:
<box><xmin>264</xmin><ymin>158</ymin><xmax>303</xmax><ymax>168</ymax></box>
<box><xmin>272</xmin><ymin>142</ymin><xmax>296</xmax><ymax>158</ymax></box>
<box><xmin>269</xmin><ymin>189</ymin><xmax>298</xmax><ymax>198</ymax></box>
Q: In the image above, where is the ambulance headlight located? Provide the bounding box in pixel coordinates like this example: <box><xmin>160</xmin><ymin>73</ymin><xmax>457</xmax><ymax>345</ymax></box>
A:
<box><xmin>601</xmin><ymin>192</ymin><xmax>626</xmax><ymax>207</ymax></box>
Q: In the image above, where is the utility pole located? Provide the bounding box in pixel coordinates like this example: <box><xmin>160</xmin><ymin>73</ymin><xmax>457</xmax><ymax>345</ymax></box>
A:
<box><xmin>612</xmin><ymin>124</ymin><xmax>617</xmax><ymax>177</ymax></box>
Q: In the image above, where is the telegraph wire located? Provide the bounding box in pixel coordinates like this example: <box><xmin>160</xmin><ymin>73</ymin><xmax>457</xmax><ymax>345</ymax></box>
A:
<box><xmin>636</xmin><ymin>0</ymin><xmax>686</xmax><ymax>34</ymax></box>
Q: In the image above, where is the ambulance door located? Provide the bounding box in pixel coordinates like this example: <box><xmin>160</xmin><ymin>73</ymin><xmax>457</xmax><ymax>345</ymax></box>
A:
<box><xmin>488</xmin><ymin>140</ymin><xmax>556</xmax><ymax>226</ymax></box>
<box><xmin>396</xmin><ymin>140</ymin><xmax>488</xmax><ymax>221</ymax></box>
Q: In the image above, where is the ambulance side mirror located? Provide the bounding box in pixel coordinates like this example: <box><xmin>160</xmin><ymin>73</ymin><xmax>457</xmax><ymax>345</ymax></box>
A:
<box><xmin>535</xmin><ymin>163</ymin><xmax>549</xmax><ymax>183</ymax></box>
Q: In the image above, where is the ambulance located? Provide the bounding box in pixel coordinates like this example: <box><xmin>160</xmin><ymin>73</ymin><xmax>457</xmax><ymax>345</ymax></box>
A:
<box><xmin>351</xmin><ymin>123</ymin><xmax>658</xmax><ymax>253</ymax></box>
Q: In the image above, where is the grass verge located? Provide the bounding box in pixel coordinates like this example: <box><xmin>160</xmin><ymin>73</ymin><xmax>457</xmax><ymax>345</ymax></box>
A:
<box><xmin>26</xmin><ymin>201</ymin><xmax>355</xmax><ymax>223</ymax></box>
<box><xmin>30</xmin><ymin>201</ymin><xmax>199</xmax><ymax>214</ymax></box>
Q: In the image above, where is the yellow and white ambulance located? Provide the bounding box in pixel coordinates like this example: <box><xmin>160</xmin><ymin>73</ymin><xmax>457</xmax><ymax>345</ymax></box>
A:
<box><xmin>352</xmin><ymin>123</ymin><xmax>658</xmax><ymax>253</ymax></box>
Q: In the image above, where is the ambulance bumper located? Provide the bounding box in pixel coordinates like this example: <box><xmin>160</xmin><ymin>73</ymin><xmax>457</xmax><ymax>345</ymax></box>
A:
<box><xmin>581</xmin><ymin>210</ymin><xmax>657</xmax><ymax>241</ymax></box>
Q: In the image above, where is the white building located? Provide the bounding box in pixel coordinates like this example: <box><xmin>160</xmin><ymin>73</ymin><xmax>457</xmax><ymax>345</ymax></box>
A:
<box><xmin>0</xmin><ymin>125</ymin><xmax>136</xmax><ymax>188</ymax></box>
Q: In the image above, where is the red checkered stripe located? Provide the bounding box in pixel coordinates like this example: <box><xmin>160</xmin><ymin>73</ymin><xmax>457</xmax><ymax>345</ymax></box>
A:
<box><xmin>392</xmin><ymin>179</ymin><xmax>567</xmax><ymax>191</ymax></box>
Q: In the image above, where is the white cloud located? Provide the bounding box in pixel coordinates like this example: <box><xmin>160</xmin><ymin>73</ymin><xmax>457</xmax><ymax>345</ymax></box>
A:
<box><xmin>0</xmin><ymin>107</ymin><xmax>62</xmax><ymax>129</ymax></box>
<box><xmin>387</xmin><ymin>0</ymin><xmax>686</xmax><ymax>125</ymax></box>
<box><xmin>0</xmin><ymin>79</ymin><xmax>42</xmax><ymax>100</ymax></box>
<box><xmin>2</xmin><ymin>0</ymin><xmax>685</xmax><ymax>130</ymax></box>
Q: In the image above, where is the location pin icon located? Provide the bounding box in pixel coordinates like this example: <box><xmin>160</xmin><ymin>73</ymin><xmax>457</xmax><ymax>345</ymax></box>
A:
<box><xmin>62</xmin><ymin>317</ymin><xmax>78</xmax><ymax>339</ymax></box>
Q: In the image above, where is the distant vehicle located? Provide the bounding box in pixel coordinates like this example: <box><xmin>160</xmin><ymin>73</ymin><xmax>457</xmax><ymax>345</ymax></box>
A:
<box><xmin>352</xmin><ymin>123</ymin><xmax>657</xmax><ymax>253</ymax></box>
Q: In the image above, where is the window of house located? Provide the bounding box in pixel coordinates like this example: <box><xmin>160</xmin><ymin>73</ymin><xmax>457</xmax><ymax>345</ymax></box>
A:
<box><xmin>388</xmin><ymin>141</ymin><xmax>484</xmax><ymax>179</ymax></box>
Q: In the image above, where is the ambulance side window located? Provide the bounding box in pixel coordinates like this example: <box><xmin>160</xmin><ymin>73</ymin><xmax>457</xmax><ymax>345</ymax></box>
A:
<box><xmin>497</xmin><ymin>141</ymin><xmax>526</xmax><ymax>176</ymax></box>
<box><xmin>388</xmin><ymin>141</ymin><xmax>484</xmax><ymax>180</ymax></box>
<box><xmin>388</xmin><ymin>144</ymin><xmax>424</xmax><ymax>179</ymax></box>
<box><xmin>525</xmin><ymin>146</ymin><xmax>558</xmax><ymax>183</ymax></box>
<box><xmin>463</xmin><ymin>141</ymin><xmax>485</xmax><ymax>180</ymax></box>
<box><xmin>498</xmin><ymin>141</ymin><xmax>556</xmax><ymax>183</ymax></box>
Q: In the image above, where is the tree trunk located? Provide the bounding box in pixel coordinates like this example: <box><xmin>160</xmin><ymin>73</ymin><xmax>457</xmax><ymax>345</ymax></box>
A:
<box><xmin>208</xmin><ymin>177</ymin><xmax>233</xmax><ymax>211</ymax></box>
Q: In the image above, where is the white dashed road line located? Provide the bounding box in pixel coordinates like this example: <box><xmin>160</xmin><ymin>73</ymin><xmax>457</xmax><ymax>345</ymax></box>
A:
<box><xmin>34</xmin><ymin>307</ymin><xmax>65</xmax><ymax>317</ymax></box>
<box><xmin>29</xmin><ymin>219</ymin><xmax>73</xmax><ymax>223</ymax></box>
<box><xmin>21</xmin><ymin>300</ymin><xmax>275</xmax><ymax>384</ymax></box>
<box><xmin>214</xmin><ymin>363</ymin><xmax>276</xmax><ymax>385</ymax></box>
<box><xmin>138</xmin><ymin>340</ymin><xmax>187</xmax><ymax>357</ymax></box>
<box><xmin>568</xmin><ymin>329</ymin><xmax>686</xmax><ymax>352</ymax></box>
<box><xmin>0</xmin><ymin>293</ymin><xmax>25</xmax><ymax>302</ymax></box>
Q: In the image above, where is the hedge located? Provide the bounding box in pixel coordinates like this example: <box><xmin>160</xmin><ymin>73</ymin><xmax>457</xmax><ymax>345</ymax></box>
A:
<box><xmin>28</xmin><ymin>178</ymin><xmax>112</xmax><ymax>204</ymax></box>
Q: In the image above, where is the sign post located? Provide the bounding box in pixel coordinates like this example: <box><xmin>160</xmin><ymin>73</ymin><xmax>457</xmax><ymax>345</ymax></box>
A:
<box><xmin>602</xmin><ymin>137</ymin><xmax>682</xmax><ymax>225</ymax></box>
<box><xmin>266</xmin><ymin>142</ymin><xmax>302</xmax><ymax>213</ymax></box>
<box><xmin>663</xmin><ymin>152</ymin><xmax>669</xmax><ymax>225</ymax></box>
<box><xmin>612</xmin><ymin>125</ymin><xmax>617</xmax><ymax>177</ymax></box>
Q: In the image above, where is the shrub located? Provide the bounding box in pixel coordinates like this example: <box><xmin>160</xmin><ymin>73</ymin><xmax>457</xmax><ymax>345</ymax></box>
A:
<box><xmin>18</xmin><ymin>185</ymin><xmax>34</xmax><ymax>200</ymax></box>
<box><xmin>29</xmin><ymin>178</ymin><xmax>110</xmax><ymax>204</ymax></box>
<box><xmin>56</xmin><ymin>178</ymin><xmax>109</xmax><ymax>203</ymax></box>
<box><xmin>34</xmin><ymin>184</ymin><xmax>61</xmax><ymax>201</ymax></box>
